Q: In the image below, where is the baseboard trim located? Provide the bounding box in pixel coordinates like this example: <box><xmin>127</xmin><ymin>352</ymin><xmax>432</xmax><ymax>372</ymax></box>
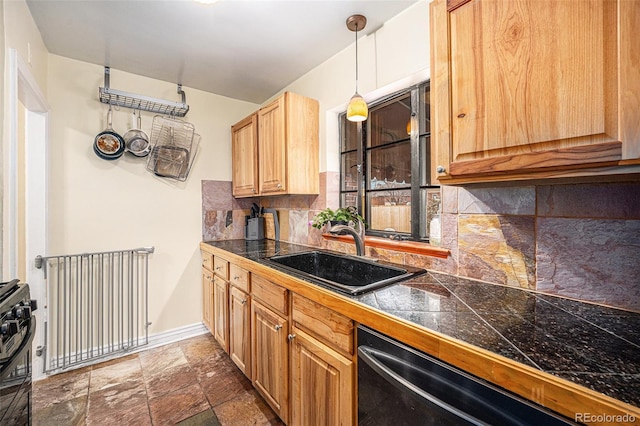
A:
<box><xmin>35</xmin><ymin>322</ymin><xmax>209</xmax><ymax>380</ymax></box>
<box><xmin>146</xmin><ymin>322</ymin><xmax>209</xmax><ymax>350</ymax></box>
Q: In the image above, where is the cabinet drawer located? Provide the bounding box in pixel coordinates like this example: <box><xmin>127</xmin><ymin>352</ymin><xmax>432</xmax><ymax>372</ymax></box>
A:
<box><xmin>292</xmin><ymin>294</ymin><xmax>354</xmax><ymax>356</ymax></box>
<box><xmin>229</xmin><ymin>264</ymin><xmax>250</xmax><ymax>292</ymax></box>
<box><xmin>213</xmin><ymin>256</ymin><xmax>229</xmax><ymax>280</ymax></box>
<box><xmin>252</xmin><ymin>275</ymin><xmax>288</xmax><ymax>316</ymax></box>
<box><xmin>201</xmin><ymin>251</ymin><xmax>213</xmax><ymax>271</ymax></box>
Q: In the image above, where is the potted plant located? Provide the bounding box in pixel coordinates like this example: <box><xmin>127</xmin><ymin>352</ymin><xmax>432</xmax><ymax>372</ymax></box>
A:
<box><xmin>310</xmin><ymin>206</ymin><xmax>366</xmax><ymax>230</ymax></box>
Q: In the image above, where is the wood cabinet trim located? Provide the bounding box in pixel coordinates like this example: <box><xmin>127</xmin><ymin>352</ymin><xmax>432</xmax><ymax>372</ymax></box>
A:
<box><xmin>201</xmin><ymin>251</ymin><xmax>213</xmax><ymax>272</ymax></box>
<box><xmin>292</xmin><ymin>293</ymin><xmax>354</xmax><ymax>357</ymax></box>
<box><xmin>229</xmin><ymin>263</ymin><xmax>250</xmax><ymax>293</ymax></box>
<box><xmin>448</xmin><ymin>141</ymin><xmax>623</xmax><ymax>176</ymax></box>
<box><xmin>252</xmin><ymin>274</ymin><xmax>288</xmax><ymax>315</ymax></box>
<box><xmin>213</xmin><ymin>256</ymin><xmax>229</xmax><ymax>280</ymax></box>
<box><xmin>447</xmin><ymin>0</ymin><xmax>471</xmax><ymax>12</ymax></box>
<box><xmin>322</xmin><ymin>234</ymin><xmax>451</xmax><ymax>258</ymax></box>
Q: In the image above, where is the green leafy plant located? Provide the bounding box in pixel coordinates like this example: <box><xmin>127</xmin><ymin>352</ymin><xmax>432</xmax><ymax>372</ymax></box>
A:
<box><xmin>310</xmin><ymin>206</ymin><xmax>366</xmax><ymax>230</ymax></box>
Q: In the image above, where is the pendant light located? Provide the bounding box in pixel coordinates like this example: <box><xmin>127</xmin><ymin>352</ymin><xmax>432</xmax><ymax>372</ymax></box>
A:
<box><xmin>346</xmin><ymin>14</ymin><xmax>368</xmax><ymax>122</ymax></box>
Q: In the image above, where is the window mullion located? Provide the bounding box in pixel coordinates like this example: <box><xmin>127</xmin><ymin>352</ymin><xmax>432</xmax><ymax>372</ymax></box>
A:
<box><xmin>410</xmin><ymin>87</ymin><xmax>421</xmax><ymax>239</ymax></box>
<box><xmin>357</xmin><ymin>121</ymin><xmax>365</xmax><ymax>219</ymax></box>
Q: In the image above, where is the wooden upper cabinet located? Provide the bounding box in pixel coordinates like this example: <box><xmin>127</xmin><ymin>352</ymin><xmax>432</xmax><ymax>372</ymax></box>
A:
<box><xmin>430</xmin><ymin>0</ymin><xmax>640</xmax><ymax>183</ymax></box>
<box><xmin>231</xmin><ymin>113</ymin><xmax>259</xmax><ymax>197</ymax></box>
<box><xmin>231</xmin><ymin>92</ymin><xmax>320</xmax><ymax>197</ymax></box>
<box><xmin>258</xmin><ymin>92</ymin><xmax>320</xmax><ymax>196</ymax></box>
<box><xmin>258</xmin><ymin>96</ymin><xmax>287</xmax><ymax>194</ymax></box>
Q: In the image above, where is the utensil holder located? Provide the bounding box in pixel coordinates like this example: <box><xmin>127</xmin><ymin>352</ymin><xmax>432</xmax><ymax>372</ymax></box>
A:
<box><xmin>245</xmin><ymin>217</ymin><xmax>264</xmax><ymax>240</ymax></box>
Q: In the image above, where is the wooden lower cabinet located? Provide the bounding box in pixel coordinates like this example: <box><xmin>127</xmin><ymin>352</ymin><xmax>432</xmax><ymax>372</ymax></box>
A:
<box><xmin>229</xmin><ymin>286</ymin><xmax>251</xmax><ymax>377</ymax></box>
<box><xmin>289</xmin><ymin>327</ymin><xmax>354</xmax><ymax>426</ymax></box>
<box><xmin>205</xmin><ymin>260</ymin><xmax>356</xmax><ymax>425</ymax></box>
<box><xmin>201</xmin><ymin>268</ymin><xmax>214</xmax><ymax>333</ymax></box>
<box><xmin>251</xmin><ymin>300</ymin><xmax>289</xmax><ymax>423</ymax></box>
<box><xmin>213</xmin><ymin>276</ymin><xmax>229</xmax><ymax>353</ymax></box>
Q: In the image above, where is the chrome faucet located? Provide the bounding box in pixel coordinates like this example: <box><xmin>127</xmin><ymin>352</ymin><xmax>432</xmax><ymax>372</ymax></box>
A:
<box><xmin>329</xmin><ymin>219</ymin><xmax>366</xmax><ymax>256</ymax></box>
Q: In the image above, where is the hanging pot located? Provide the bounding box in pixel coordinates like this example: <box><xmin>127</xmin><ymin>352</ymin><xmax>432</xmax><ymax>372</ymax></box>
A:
<box><xmin>124</xmin><ymin>110</ymin><xmax>150</xmax><ymax>157</ymax></box>
<box><xmin>94</xmin><ymin>105</ymin><xmax>125</xmax><ymax>160</ymax></box>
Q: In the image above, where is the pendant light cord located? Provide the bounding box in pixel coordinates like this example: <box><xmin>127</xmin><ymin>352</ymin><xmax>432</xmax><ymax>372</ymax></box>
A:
<box><xmin>354</xmin><ymin>23</ymin><xmax>359</xmax><ymax>93</ymax></box>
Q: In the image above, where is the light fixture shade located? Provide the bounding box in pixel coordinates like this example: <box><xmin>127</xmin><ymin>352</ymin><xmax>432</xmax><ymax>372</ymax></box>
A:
<box><xmin>347</xmin><ymin>93</ymin><xmax>368</xmax><ymax>122</ymax></box>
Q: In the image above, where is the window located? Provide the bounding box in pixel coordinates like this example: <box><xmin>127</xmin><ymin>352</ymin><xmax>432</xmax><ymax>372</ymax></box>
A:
<box><xmin>339</xmin><ymin>81</ymin><xmax>440</xmax><ymax>241</ymax></box>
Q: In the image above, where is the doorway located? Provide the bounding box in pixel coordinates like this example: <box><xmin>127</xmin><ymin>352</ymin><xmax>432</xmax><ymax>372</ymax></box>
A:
<box><xmin>5</xmin><ymin>48</ymin><xmax>49</xmax><ymax>378</ymax></box>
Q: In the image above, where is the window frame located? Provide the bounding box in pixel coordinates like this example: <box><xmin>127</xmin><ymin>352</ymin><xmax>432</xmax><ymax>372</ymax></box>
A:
<box><xmin>339</xmin><ymin>80</ymin><xmax>438</xmax><ymax>242</ymax></box>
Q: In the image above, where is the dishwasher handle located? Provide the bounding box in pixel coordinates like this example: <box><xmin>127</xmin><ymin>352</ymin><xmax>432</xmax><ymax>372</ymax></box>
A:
<box><xmin>358</xmin><ymin>345</ymin><xmax>487</xmax><ymax>426</ymax></box>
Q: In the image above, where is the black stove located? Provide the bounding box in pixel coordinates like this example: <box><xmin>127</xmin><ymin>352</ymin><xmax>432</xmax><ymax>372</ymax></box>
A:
<box><xmin>0</xmin><ymin>280</ymin><xmax>36</xmax><ymax>425</ymax></box>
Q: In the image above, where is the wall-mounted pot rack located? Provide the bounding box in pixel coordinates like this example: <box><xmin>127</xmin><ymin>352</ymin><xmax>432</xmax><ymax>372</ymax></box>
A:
<box><xmin>98</xmin><ymin>67</ymin><xmax>189</xmax><ymax>117</ymax></box>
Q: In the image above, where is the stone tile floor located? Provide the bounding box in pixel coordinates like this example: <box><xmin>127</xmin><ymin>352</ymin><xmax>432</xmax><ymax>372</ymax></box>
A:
<box><xmin>33</xmin><ymin>333</ymin><xmax>284</xmax><ymax>425</ymax></box>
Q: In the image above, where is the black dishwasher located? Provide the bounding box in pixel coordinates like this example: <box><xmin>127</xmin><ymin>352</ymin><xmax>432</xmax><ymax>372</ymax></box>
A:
<box><xmin>358</xmin><ymin>326</ymin><xmax>576</xmax><ymax>425</ymax></box>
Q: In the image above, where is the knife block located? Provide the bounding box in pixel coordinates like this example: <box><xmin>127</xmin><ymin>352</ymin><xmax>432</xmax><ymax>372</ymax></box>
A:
<box><xmin>245</xmin><ymin>217</ymin><xmax>264</xmax><ymax>240</ymax></box>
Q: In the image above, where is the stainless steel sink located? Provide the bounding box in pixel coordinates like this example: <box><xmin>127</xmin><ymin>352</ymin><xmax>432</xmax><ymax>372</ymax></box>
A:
<box><xmin>265</xmin><ymin>251</ymin><xmax>425</xmax><ymax>295</ymax></box>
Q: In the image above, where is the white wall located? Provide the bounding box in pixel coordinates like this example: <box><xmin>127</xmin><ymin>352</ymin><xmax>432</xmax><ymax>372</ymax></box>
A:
<box><xmin>0</xmin><ymin>0</ymin><xmax>5</xmax><ymax>273</ymax></box>
<box><xmin>47</xmin><ymin>54</ymin><xmax>258</xmax><ymax>334</ymax></box>
<box><xmin>279</xmin><ymin>0</ymin><xmax>431</xmax><ymax>173</ymax></box>
<box><xmin>2</xmin><ymin>0</ymin><xmax>48</xmax><ymax>92</ymax></box>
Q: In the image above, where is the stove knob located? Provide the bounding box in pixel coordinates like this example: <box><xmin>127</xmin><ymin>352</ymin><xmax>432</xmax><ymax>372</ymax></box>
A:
<box><xmin>1</xmin><ymin>320</ymin><xmax>19</xmax><ymax>337</ymax></box>
<box><xmin>16</xmin><ymin>305</ymin><xmax>31</xmax><ymax>319</ymax></box>
<box><xmin>4</xmin><ymin>309</ymin><xmax>15</xmax><ymax>320</ymax></box>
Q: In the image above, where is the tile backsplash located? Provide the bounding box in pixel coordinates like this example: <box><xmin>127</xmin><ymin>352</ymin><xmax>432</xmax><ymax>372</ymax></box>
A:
<box><xmin>202</xmin><ymin>177</ymin><xmax>640</xmax><ymax>312</ymax></box>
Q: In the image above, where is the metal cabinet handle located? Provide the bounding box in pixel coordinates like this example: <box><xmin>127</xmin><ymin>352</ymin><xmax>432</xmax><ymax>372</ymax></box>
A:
<box><xmin>274</xmin><ymin>324</ymin><xmax>282</xmax><ymax>331</ymax></box>
<box><xmin>241</xmin><ymin>299</ymin><xmax>247</xmax><ymax>305</ymax></box>
<box><xmin>233</xmin><ymin>276</ymin><xmax>240</xmax><ymax>280</ymax></box>
<box><xmin>436</xmin><ymin>165</ymin><xmax>446</xmax><ymax>174</ymax></box>
<box><xmin>252</xmin><ymin>188</ymin><xmax>256</xmax><ymax>193</ymax></box>
<box><xmin>276</xmin><ymin>183</ymin><xmax>282</xmax><ymax>189</ymax></box>
<box><xmin>287</xmin><ymin>333</ymin><xmax>296</xmax><ymax>341</ymax></box>
<box><xmin>215</xmin><ymin>266</ymin><xmax>222</xmax><ymax>270</ymax></box>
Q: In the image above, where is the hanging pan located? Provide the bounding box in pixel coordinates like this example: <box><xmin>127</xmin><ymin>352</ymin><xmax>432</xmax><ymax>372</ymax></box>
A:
<box><xmin>123</xmin><ymin>110</ymin><xmax>150</xmax><ymax>157</ymax></box>
<box><xmin>94</xmin><ymin>105</ymin><xmax>125</xmax><ymax>160</ymax></box>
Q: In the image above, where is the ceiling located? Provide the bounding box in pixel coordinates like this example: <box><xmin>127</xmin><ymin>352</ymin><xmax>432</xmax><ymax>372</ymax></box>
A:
<box><xmin>26</xmin><ymin>0</ymin><xmax>418</xmax><ymax>104</ymax></box>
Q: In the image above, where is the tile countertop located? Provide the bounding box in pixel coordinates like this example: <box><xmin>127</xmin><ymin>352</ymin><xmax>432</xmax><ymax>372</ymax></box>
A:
<box><xmin>202</xmin><ymin>239</ymin><xmax>640</xmax><ymax>409</ymax></box>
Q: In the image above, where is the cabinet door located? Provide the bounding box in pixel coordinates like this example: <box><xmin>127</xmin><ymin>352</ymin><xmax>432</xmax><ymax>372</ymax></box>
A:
<box><xmin>258</xmin><ymin>96</ymin><xmax>287</xmax><ymax>194</ymax></box>
<box><xmin>251</xmin><ymin>300</ymin><xmax>289</xmax><ymax>423</ymax></box>
<box><xmin>202</xmin><ymin>269</ymin><xmax>214</xmax><ymax>334</ymax></box>
<box><xmin>213</xmin><ymin>276</ymin><xmax>229</xmax><ymax>353</ymax></box>
<box><xmin>290</xmin><ymin>327</ymin><xmax>354</xmax><ymax>426</ymax></box>
<box><xmin>432</xmin><ymin>0</ymin><xmax>624</xmax><ymax>181</ymax></box>
<box><xmin>232</xmin><ymin>113</ymin><xmax>259</xmax><ymax>197</ymax></box>
<box><xmin>229</xmin><ymin>286</ymin><xmax>251</xmax><ymax>378</ymax></box>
